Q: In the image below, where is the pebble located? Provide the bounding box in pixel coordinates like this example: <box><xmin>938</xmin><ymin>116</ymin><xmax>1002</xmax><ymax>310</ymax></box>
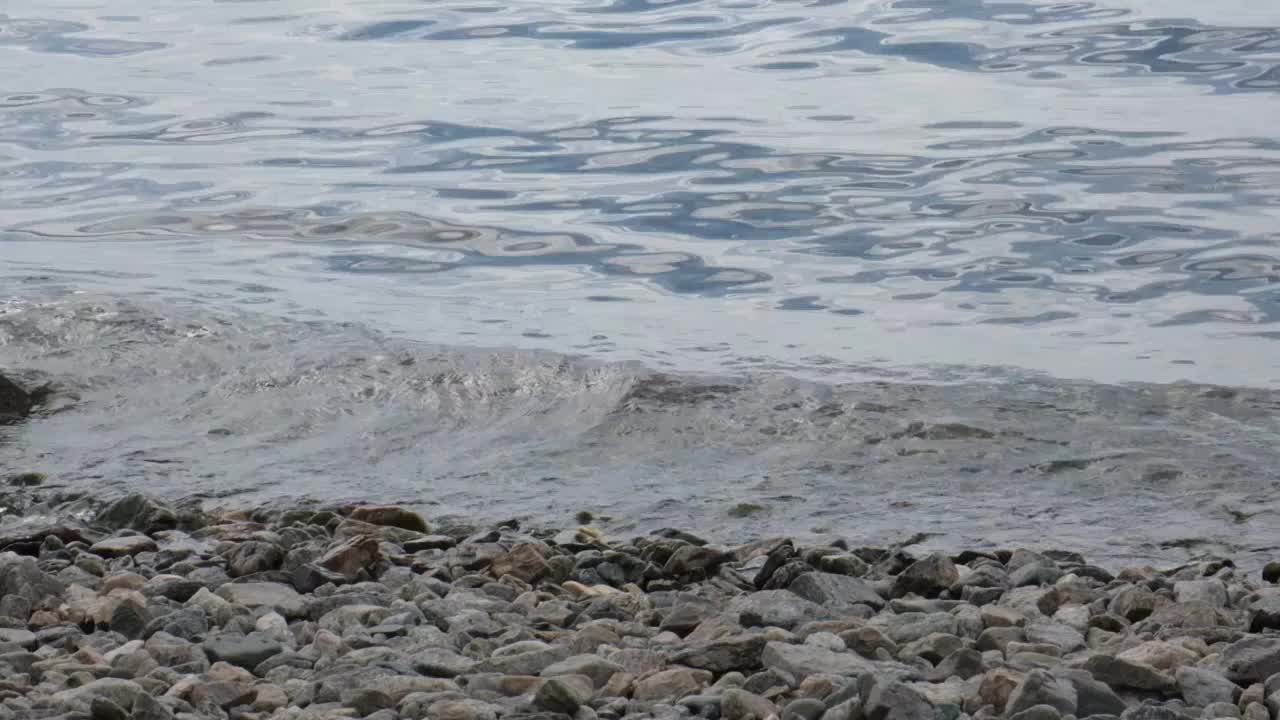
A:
<box><xmin>1</xmin><ymin>492</ymin><xmax>1278</xmax><ymax>720</ymax></box>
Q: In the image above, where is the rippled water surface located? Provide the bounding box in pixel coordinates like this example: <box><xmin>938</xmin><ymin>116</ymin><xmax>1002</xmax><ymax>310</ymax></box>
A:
<box><xmin>3</xmin><ymin>0</ymin><xmax>1280</xmax><ymax>559</ymax></box>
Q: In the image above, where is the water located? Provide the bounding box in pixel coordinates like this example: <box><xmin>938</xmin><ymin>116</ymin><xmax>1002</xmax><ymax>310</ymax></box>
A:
<box><xmin>3</xmin><ymin>0</ymin><xmax>1280</xmax><ymax>562</ymax></box>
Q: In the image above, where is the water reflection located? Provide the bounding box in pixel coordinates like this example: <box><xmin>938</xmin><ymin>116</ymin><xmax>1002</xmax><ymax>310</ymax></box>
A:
<box><xmin>1</xmin><ymin>0</ymin><xmax>1279</xmax><ymax>377</ymax></box>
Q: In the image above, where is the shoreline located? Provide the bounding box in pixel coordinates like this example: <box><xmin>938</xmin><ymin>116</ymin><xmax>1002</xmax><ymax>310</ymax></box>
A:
<box><xmin>1</xmin><ymin>492</ymin><xmax>1278</xmax><ymax>720</ymax></box>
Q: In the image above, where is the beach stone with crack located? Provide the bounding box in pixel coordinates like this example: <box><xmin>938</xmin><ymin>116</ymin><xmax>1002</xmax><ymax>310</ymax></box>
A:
<box><xmin>790</xmin><ymin>572</ymin><xmax>886</xmax><ymax>611</ymax></box>
<box><xmin>349</xmin><ymin>505</ymin><xmax>429</xmax><ymax>532</ymax></box>
<box><xmin>892</xmin><ymin>553</ymin><xmax>959</xmax><ymax>598</ymax></box>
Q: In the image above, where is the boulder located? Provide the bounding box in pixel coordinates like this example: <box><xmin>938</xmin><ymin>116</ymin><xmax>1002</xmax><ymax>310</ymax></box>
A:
<box><xmin>0</xmin><ymin>374</ymin><xmax>34</xmax><ymax>424</ymax></box>
<box><xmin>95</xmin><ymin>494</ymin><xmax>177</xmax><ymax>533</ymax></box>
<box><xmin>790</xmin><ymin>572</ymin><xmax>886</xmax><ymax>611</ymax></box>
<box><xmin>892</xmin><ymin>553</ymin><xmax>959</xmax><ymax>598</ymax></box>
<box><xmin>349</xmin><ymin>505</ymin><xmax>429</xmax><ymax>533</ymax></box>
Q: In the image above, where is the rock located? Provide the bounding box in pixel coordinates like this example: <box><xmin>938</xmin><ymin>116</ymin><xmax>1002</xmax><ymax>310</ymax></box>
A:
<box><xmin>95</xmin><ymin>494</ymin><xmax>177</xmax><ymax>533</ymax></box>
<box><xmin>109</xmin><ymin>598</ymin><xmax>151</xmax><ymax>640</ymax></box>
<box><xmin>0</xmin><ymin>552</ymin><xmax>65</xmax><ymax>606</ymax></box>
<box><xmin>1248</xmin><ymin>590</ymin><xmax>1280</xmax><ymax>632</ymax></box>
<box><xmin>762</xmin><ymin>641</ymin><xmax>879</xmax><ymax>679</ymax></box>
<box><xmin>1083</xmin><ymin>654</ymin><xmax>1176</xmax><ymax>691</ymax></box>
<box><xmin>722</xmin><ymin>688</ymin><xmax>779</xmax><ymax>720</ymax></box>
<box><xmin>343</xmin><ymin>688</ymin><xmax>395</xmax><ymax>716</ymax></box>
<box><xmin>1065</xmin><ymin>670</ymin><xmax>1126</xmax><ymax>717</ymax></box>
<box><xmin>132</xmin><ymin>692</ymin><xmax>174</xmax><ymax>720</ymax></box>
<box><xmin>542</xmin><ymin>654</ymin><xmax>624</xmax><ymax>688</ymax></box>
<box><xmin>202</xmin><ymin>631</ymin><xmax>283</xmax><ymax>670</ymax></box>
<box><xmin>633</xmin><ymin>667</ymin><xmax>711</xmax><ymax>703</ymax></box>
<box><xmin>671</xmin><ymin>635</ymin><xmax>768</xmax><ymax>673</ymax></box>
<box><xmin>411</xmin><ymin>647</ymin><xmax>480</xmax><ymax>677</ymax></box>
<box><xmin>0</xmin><ymin>374</ymin><xmax>34</xmax><ymax>424</ymax></box>
<box><xmin>190</xmin><ymin>680</ymin><xmax>254</xmax><ymax>711</ymax></box>
<box><xmin>665</xmin><ymin>544</ymin><xmax>732</xmax><ymax>577</ymax></box>
<box><xmin>1264</xmin><ymin>561</ymin><xmax>1280</xmax><ymax>584</ymax></box>
<box><xmin>216</xmin><ymin>581</ymin><xmax>307</xmax><ymax>618</ymax></box>
<box><xmin>1174</xmin><ymin>580</ymin><xmax>1228</xmax><ymax>608</ymax></box>
<box><xmin>732</xmin><ymin>590</ymin><xmax>832</xmax><ymax>629</ymax></box>
<box><xmin>928</xmin><ymin>648</ymin><xmax>985</xmax><ymax>681</ymax></box>
<box><xmin>1175</xmin><ymin>666</ymin><xmax>1240</xmax><ymax>707</ymax></box>
<box><xmin>843</xmin><ymin>625</ymin><xmax>898</xmax><ymax>658</ymax></box>
<box><xmin>863</xmin><ymin>677</ymin><xmax>935</xmax><ymax>720</ymax></box>
<box><xmin>1222</xmin><ymin>637</ymin><xmax>1280</xmax><ymax>684</ymax></box>
<box><xmin>790</xmin><ymin>572</ymin><xmax>886</xmax><ymax>611</ymax></box>
<box><xmin>1006</xmin><ymin>670</ymin><xmax>1078</xmax><ymax>716</ymax></box>
<box><xmin>892</xmin><ymin>553</ymin><xmax>959</xmax><ymax>598</ymax></box>
<box><xmin>226</xmin><ymin>540</ymin><xmax>284</xmax><ymax>577</ymax></box>
<box><xmin>979</xmin><ymin>670</ymin><xmax>1025</xmax><ymax>713</ymax></box>
<box><xmin>350</xmin><ymin>505</ymin><xmax>429</xmax><ymax>532</ymax></box>
<box><xmin>90</xmin><ymin>534</ymin><xmax>157</xmax><ymax>557</ymax></box>
<box><xmin>427</xmin><ymin>699</ymin><xmax>501</xmax><ymax>720</ymax></box>
<box><xmin>1008</xmin><ymin>705</ymin><xmax>1062</xmax><ymax>720</ymax></box>
<box><xmin>1109</xmin><ymin>586</ymin><xmax>1166</xmax><ymax>622</ymax></box>
<box><xmin>1024</xmin><ymin>622</ymin><xmax>1085</xmax><ymax>653</ymax></box>
<box><xmin>89</xmin><ymin>697</ymin><xmax>129</xmax><ymax>720</ymax></box>
<box><xmin>534</xmin><ymin>674</ymin><xmax>594</xmax><ymax>714</ymax></box>
<box><xmin>491</xmin><ymin>543</ymin><xmax>549</xmax><ymax>584</ymax></box>
<box><xmin>318</xmin><ymin>535</ymin><xmax>381</xmax><ymax>580</ymax></box>
<box><xmin>50</xmin><ymin>678</ymin><xmax>144</xmax><ymax>713</ymax></box>
<box><xmin>1116</xmin><ymin>641</ymin><xmax>1198</xmax><ymax>671</ymax></box>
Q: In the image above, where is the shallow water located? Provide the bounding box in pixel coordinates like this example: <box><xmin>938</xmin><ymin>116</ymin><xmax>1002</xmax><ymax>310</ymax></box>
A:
<box><xmin>2</xmin><ymin>0</ymin><xmax>1280</xmax><ymax>561</ymax></box>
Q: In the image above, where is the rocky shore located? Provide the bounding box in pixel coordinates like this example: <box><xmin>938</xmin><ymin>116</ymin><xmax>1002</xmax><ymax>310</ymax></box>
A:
<box><xmin>0</xmin><ymin>488</ymin><xmax>1279</xmax><ymax>720</ymax></box>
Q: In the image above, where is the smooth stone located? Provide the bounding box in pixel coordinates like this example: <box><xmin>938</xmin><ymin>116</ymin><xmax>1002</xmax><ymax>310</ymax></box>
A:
<box><xmin>50</xmin><ymin>678</ymin><xmax>144</xmax><ymax>713</ymax></box>
<box><xmin>762</xmin><ymin>641</ymin><xmax>883</xmax><ymax>680</ymax></box>
<box><xmin>1222</xmin><ymin>637</ymin><xmax>1280</xmax><ymax>684</ymax></box>
<box><xmin>1083</xmin><ymin>655</ymin><xmax>1176</xmax><ymax>691</ymax></box>
<box><xmin>541</xmin><ymin>654</ymin><xmax>624</xmax><ymax>688</ymax></box>
<box><xmin>350</xmin><ymin>505</ymin><xmax>429</xmax><ymax>533</ymax></box>
<box><xmin>632</xmin><ymin>668</ymin><xmax>712</xmax><ymax>703</ymax></box>
<box><xmin>412</xmin><ymin>647</ymin><xmax>480</xmax><ymax>678</ymax></box>
<box><xmin>670</xmin><ymin>635</ymin><xmax>768</xmax><ymax>673</ymax></box>
<box><xmin>731</xmin><ymin>590</ymin><xmax>832</xmax><ymax>630</ymax></box>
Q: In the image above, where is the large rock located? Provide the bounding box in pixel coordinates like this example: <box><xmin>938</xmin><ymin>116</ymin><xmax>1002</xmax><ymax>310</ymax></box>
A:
<box><xmin>1083</xmin><ymin>654</ymin><xmax>1176</xmax><ymax>691</ymax></box>
<box><xmin>632</xmin><ymin>667</ymin><xmax>711</xmax><ymax>703</ymax></box>
<box><xmin>722</xmin><ymin>688</ymin><xmax>780</xmax><ymax>720</ymax></box>
<box><xmin>1006</xmin><ymin>670</ymin><xmax>1078</xmax><ymax>716</ymax></box>
<box><xmin>349</xmin><ymin>505</ymin><xmax>429</xmax><ymax>533</ymax></box>
<box><xmin>226</xmin><ymin>541</ymin><xmax>284</xmax><ymax>577</ymax></box>
<box><xmin>762</xmin><ymin>641</ymin><xmax>879</xmax><ymax>679</ymax></box>
<box><xmin>731</xmin><ymin>590</ymin><xmax>831</xmax><ymax>629</ymax></box>
<box><xmin>892</xmin><ymin>553</ymin><xmax>959</xmax><ymax>598</ymax></box>
<box><xmin>534</xmin><ymin>674</ymin><xmax>594</xmax><ymax>714</ymax></box>
<box><xmin>1065</xmin><ymin>670</ymin><xmax>1126</xmax><ymax>717</ymax></box>
<box><xmin>318</xmin><ymin>535</ymin><xmax>381</xmax><ymax>580</ymax></box>
<box><xmin>0</xmin><ymin>374</ymin><xmax>34</xmax><ymax>424</ymax></box>
<box><xmin>541</xmin><ymin>654</ymin><xmax>623</xmax><ymax>688</ymax></box>
<box><xmin>0</xmin><ymin>551</ymin><xmax>65</xmax><ymax>606</ymax></box>
<box><xmin>216</xmin><ymin>582</ymin><xmax>306</xmax><ymax>619</ymax></box>
<box><xmin>1222</xmin><ymin>637</ymin><xmax>1280</xmax><ymax>684</ymax></box>
<box><xmin>790</xmin><ymin>572</ymin><xmax>886</xmax><ymax>611</ymax></box>
<box><xmin>491</xmin><ymin>543</ymin><xmax>549</xmax><ymax>584</ymax></box>
<box><xmin>670</xmin><ymin>634</ymin><xmax>768</xmax><ymax>673</ymax></box>
<box><xmin>1248</xmin><ymin>589</ymin><xmax>1280</xmax><ymax>632</ymax></box>
<box><xmin>50</xmin><ymin>678</ymin><xmax>144</xmax><ymax>713</ymax></box>
<box><xmin>90</xmin><ymin>534</ymin><xmax>157</xmax><ymax>557</ymax></box>
<box><xmin>1176</xmin><ymin>666</ymin><xmax>1240</xmax><ymax>707</ymax></box>
<box><xmin>412</xmin><ymin>647</ymin><xmax>480</xmax><ymax>678</ymax></box>
<box><xmin>95</xmin><ymin>494</ymin><xmax>177</xmax><ymax>533</ymax></box>
<box><xmin>203</xmin><ymin>632</ymin><xmax>283</xmax><ymax>670</ymax></box>
<box><xmin>862</xmin><ymin>677</ymin><xmax>936</xmax><ymax>720</ymax></box>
